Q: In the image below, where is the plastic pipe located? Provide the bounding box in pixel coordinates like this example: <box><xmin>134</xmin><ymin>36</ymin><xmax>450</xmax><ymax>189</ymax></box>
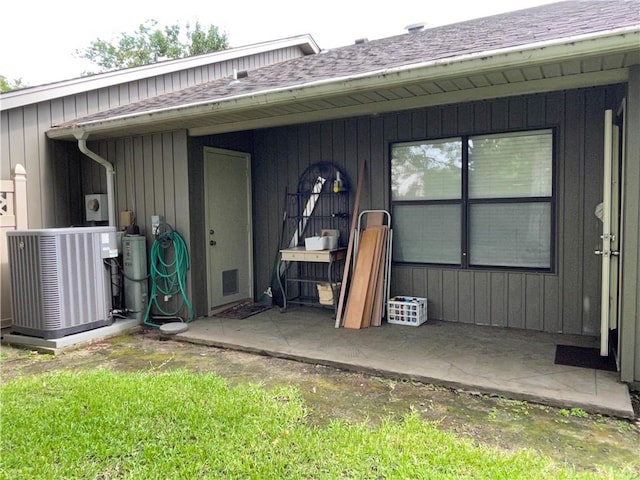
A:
<box><xmin>74</xmin><ymin>131</ymin><xmax>116</xmax><ymax>227</ymax></box>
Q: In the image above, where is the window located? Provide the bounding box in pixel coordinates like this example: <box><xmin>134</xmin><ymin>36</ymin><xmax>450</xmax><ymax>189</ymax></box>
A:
<box><xmin>391</xmin><ymin>129</ymin><xmax>554</xmax><ymax>270</ymax></box>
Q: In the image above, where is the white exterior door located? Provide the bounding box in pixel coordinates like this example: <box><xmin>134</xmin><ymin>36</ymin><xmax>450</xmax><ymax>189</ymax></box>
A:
<box><xmin>597</xmin><ymin>109</ymin><xmax>622</xmax><ymax>357</ymax></box>
<box><xmin>204</xmin><ymin>148</ymin><xmax>253</xmax><ymax>311</ymax></box>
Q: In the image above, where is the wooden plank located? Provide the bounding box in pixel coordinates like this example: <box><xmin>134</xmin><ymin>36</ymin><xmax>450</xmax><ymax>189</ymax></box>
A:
<box><xmin>362</xmin><ymin>227</ymin><xmax>385</xmax><ymax>328</ymax></box>
<box><xmin>370</xmin><ymin>117</ymin><xmax>384</xmax><ymax>209</ymax></box>
<box><xmin>426</xmin><ymin>269</ymin><xmax>442</xmax><ymax>320</ymax></box>
<box><xmin>162</xmin><ymin>134</ymin><xmax>176</xmax><ymax>227</ymax></box>
<box><xmin>152</xmin><ymin>134</ymin><xmax>166</xmax><ymax>220</ymax></box>
<box><xmin>543</xmin><ymin>275</ymin><xmax>560</xmax><ymax>333</ymax></box>
<box><xmin>343</xmin><ymin>228</ymin><xmax>379</xmax><ymax>329</ymax></box>
<box><xmin>364</xmin><ymin>211</ymin><xmax>385</xmax><ymax>227</ymax></box>
<box><xmin>360</xmin><ymin>212</ymin><xmax>388</xmax><ymax>326</ymax></box>
<box><xmin>508</xmin><ymin>273</ymin><xmax>525</xmax><ymax>329</ymax></box>
<box><xmin>371</xmin><ymin>227</ymin><xmax>389</xmax><ymax>327</ymax></box>
<box><xmin>441</xmin><ymin>270</ymin><xmax>458</xmax><ymax>321</ymax></box>
<box><xmin>508</xmin><ymin>96</ymin><xmax>527</xmax><ymax>130</ymax></box>
<box><xmin>619</xmin><ymin>67</ymin><xmax>640</xmax><ymax>382</ymax></box>
<box><xmin>474</xmin><ymin>271</ymin><xmax>490</xmax><ymax>325</ymax></box>
<box><xmin>525</xmin><ymin>274</ymin><xmax>543</xmax><ymax>331</ymax></box>
<box><xmin>132</xmin><ymin>137</ymin><xmax>146</xmax><ymax>236</ymax></box>
<box><xmin>562</xmin><ymin>90</ymin><xmax>584</xmax><ymax>334</ymax></box>
<box><xmin>392</xmin><ymin>266</ymin><xmax>411</xmax><ymax>296</ymax></box>
<box><xmin>490</xmin><ymin>272</ymin><xmax>508</xmax><ymax>327</ymax></box>
<box><xmin>114</xmin><ymin>140</ymin><xmax>126</xmax><ymax>220</ymax></box>
<box><xmin>371</xmin><ymin>227</ymin><xmax>388</xmax><ymax>326</ymax></box>
<box><xmin>458</xmin><ymin>272</ymin><xmax>474</xmax><ymax>323</ymax></box>
<box><xmin>335</xmin><ymin>158</ymin><xmax>366</xmax><ymax>328</ymax></box>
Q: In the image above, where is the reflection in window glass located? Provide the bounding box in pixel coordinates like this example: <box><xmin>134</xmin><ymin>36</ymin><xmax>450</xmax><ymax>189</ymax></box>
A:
<box><xmin>391</xmin><ymin>138</ymin><xmax>462</xmax><ymax>200</ymax></box>
<box><xmin>390</xmin><ymin>129</ymin><xmax>553</xmax><ymax>270</ymax></box>
<box><xmin>469</xmin><ymin>130</ymin><xmax>552</xmax><ymax>199</ymax></box>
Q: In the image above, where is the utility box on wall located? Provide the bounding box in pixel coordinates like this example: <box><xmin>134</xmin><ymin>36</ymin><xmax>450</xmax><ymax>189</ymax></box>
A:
<box><xmin>85</xmin><ymin>194</ymin><xmax>108</xmax><ymax>222</ymax></box>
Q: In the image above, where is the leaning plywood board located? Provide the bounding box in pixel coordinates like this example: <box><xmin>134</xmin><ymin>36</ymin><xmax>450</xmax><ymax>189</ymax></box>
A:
<box><xmin>360</xmin><ymin>211</ymin><xmax>390</xmax><ymax>326</ymax></box>
<box><xmin>364</xmin><ymin>211</ymin><xmax>385</xmax><ymax>228</ymax></box>
<box><xmin>335</xmin><ymin>158</ymin><xmax>366</xmax><ymax>328</ymax></box>
<box><xmin>362</xmin><ymin>226</ymin><xmax>386</xmax><ymax>328</ymax></box>
<box><xmin>343</xmin><ymin>228</ymin><xmax>380</xmax><ymax>329</ymax></box>
<box><xmin>371</xmin><ymin>228</ymin><xmax>388</xmax><ymax>327</ymax></box>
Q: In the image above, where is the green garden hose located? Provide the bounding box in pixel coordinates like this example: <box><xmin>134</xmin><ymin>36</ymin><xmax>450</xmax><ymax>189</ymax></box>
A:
<box><xmin>143</xmin><ymin>226</ymin><xmax>194</xmax><ymax>327</ymax></box>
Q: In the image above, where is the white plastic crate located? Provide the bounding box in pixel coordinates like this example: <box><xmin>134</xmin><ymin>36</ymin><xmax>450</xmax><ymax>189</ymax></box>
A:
<box><xmin>387</xmin><ymin>296</ymin><xmax>427</xmax><ymax>326</ymax></box>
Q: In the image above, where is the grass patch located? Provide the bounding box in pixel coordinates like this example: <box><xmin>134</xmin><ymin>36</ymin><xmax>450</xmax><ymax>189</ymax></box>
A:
<box><xmin>0</xmin><ymin>349</ymin><xmax>53</xmax><ymax>363</ymax></box>
<box><xmin>1</xmin><ymin>369</ymin><xmax>634</xmax><ymax>479</ymax></box>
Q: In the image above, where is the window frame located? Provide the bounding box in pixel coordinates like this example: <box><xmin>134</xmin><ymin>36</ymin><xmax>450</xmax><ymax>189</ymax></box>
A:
<box><xmin>390</xmin><ymin>127</ymin><xmax>556</xmax><ymax>273</ymax></box>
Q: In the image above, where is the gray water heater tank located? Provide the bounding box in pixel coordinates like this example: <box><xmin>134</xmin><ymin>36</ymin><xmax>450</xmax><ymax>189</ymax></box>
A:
<box><xmin>122</xmin><ymin>235</ymin><xmax>148</xmax><ymax>322</ymax></box>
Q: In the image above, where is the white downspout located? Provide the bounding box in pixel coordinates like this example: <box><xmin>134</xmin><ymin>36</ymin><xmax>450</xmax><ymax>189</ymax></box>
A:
<box><xmin>74</xmin><ymin>131</ymin><xmax>116</xmax><ymax>227</ymax></box>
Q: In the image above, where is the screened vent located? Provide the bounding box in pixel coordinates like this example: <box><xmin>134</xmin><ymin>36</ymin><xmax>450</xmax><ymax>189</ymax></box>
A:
<box><xmin>222</xmin><ymin>269</ymin><xmax>239</xmax><ymax>297</ymax></box>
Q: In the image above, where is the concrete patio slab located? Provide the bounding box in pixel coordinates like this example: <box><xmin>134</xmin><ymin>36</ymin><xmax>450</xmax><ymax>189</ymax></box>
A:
<box><xmin>173</xmin><ymin>306</ymin><xmax>634</xmax><ymax>419</ymax></box>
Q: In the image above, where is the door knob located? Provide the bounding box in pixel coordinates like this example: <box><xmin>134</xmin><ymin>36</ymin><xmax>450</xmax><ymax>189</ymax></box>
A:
<box><xmin>210</xmin><ymin>240</ymin><xmax>217</xmax><ymax>246</ymax></box>
<box><xmin>209</xmin><ymin>229</ymin><xmax>215</xmax><ymax>235</ymax></box>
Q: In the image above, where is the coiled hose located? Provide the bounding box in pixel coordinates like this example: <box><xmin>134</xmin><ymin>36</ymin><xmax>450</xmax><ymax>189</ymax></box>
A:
<box><xmin>143</xmin><ymin>226</ymin><xmax>194</xmax><ymax>327</ymax></box>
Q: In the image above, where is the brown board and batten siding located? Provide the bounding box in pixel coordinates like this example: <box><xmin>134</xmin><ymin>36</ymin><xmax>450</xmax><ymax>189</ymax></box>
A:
<box><xmin>0</xmin><ymin>45</ymin><xmax>307</xmax><ymax>229</ymax></box>
<box><xmin>620</xmin><ymin>65</ymin><xmax>640</xmax><ymax>384</ymax></box>
<box><xmin>238</xmin><ymin>84</ymin><xmax>625</xmax><ymax>336</ymax></box>
<box><xmin>392</xmin><ymin>87</ymin><xmax>621</xmax><ymax>336</ymax></box>
<box><xmin>87</xmin><ymin>131</ymin><xmax>191</xmax><ymax>243</ymax></box>
<box><xmin>87</xmin><ymin>130</ymin><xmax>193</xmax><ymax>312</ymax></box>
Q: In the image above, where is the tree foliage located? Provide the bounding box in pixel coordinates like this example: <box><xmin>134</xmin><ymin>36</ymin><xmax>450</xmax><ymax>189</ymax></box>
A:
<box><xmin>391</xmin><ymin>140</ymin><xmax>462</xmax><ymax>200</ymax></box>
<box><xmin>0</xmin><ymin>75</ymin><xmax>26</xmax><ymax>92</ymax></box>
<box><xmin>76</xmin><ymin>20</ymin><xmax>229</xmax><ymax>73</ymax></box>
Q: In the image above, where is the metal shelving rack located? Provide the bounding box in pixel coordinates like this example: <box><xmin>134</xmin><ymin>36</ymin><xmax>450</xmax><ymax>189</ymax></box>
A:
<box><xmin>278</xmin><ymin>162</ymin><xmax>351</xmax><ymax>314</ymax></box>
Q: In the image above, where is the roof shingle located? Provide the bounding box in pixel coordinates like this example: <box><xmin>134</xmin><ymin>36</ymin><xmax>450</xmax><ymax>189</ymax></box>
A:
<box><xmin>55</xmin><ymin>0</ymin><xmax>640</xmax><ymax>128</ymax></box>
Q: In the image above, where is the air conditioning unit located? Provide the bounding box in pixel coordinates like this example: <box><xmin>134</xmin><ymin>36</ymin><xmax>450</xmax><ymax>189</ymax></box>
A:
<box><xmin>7</xmin><ymin>226</ymin><xmax>118</xmax><ymax>339</ymax></box>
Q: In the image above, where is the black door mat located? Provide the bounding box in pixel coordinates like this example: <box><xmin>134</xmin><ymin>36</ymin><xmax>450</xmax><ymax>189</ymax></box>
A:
<box><xmin>214</xmin><ymin>302</ymin><xmax>271</xmax><ymax>320</ymax></box>
<box><xmin>554</xmin><ymin>345</ymin><xmax>617</xmax><ymax>372</ymax></box>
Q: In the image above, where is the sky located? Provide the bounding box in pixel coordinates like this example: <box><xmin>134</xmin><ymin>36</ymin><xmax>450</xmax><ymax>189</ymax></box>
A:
<box><xmin>1</xmin><ymin>0</ymin><xmax>559</xmax><ymax>87</ymax></box>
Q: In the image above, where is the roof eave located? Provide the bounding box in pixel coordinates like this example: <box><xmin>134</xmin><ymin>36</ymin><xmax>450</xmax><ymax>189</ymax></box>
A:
<box><xmin>1</xmin><ymin>34</ymin><xmax>320</xmax><ymax>111</ymax></box>
<box><xmin>46</xmin><ymin>27</ymin><xmax>640</xmax><ymax>141</ymax></box>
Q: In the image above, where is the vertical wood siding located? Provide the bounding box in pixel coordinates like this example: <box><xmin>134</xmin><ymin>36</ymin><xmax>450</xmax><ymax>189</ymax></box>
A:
<box><xmin>234</xmin><ymin>85</ymin><xmax>625</xmax><ymax>335</ymax></box>
<box><xmin>76</xmin><ymin>131</ymin><xmax>193</xmax><ymax>315</ymax></box>
<box><xmin>83</xmin><ymin>131</ymin><xmax>191</xmax><ymax>248</ymax></box>
<box><xmin>620</xmin><ymin>66</ymin><xmax>640</xmax><ymax>383</ymax></box>
<box><xmin>0</xmin><ymin>46</ymin><xmax>307</xmax><ymax>228</ymax></box>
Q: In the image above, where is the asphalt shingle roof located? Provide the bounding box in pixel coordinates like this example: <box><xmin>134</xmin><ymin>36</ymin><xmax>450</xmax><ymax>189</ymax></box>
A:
<box><xmin>55</xmin><ymin>0</ymin><xmax>639</xmax><ymax>128</ymax></box>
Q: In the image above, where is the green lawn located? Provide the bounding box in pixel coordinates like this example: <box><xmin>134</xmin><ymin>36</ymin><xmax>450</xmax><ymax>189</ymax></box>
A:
<box><xmin>0</xmin><ymin>369</ymin><xmax>633</xmax><ymax>479</ymax></box>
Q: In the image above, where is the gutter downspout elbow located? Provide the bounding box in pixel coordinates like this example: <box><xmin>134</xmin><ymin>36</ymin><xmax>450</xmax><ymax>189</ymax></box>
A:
<box><xmin>74</xmin><ymin>131</ymin><xmax>116</xmax><ymax>227</ymax></box>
